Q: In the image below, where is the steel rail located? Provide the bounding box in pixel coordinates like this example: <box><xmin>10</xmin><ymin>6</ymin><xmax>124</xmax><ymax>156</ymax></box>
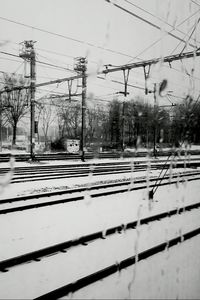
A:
<box><xmin>0</xmin><ymin>158</ymin><xmax>198</xmax><ymax>175</ymax></box>
<box><xmin>34</xmin><ymin>225</ymin><xmax>200</xmax><ymax>300</ymax></box>
<box><xmin>0</xmin><ymin>160</ymin><xmax>134</xmax><ymax>173</ymax></box>
<box><xmin>0</xmin><ymin>200</ymin><xmax>200</xmax><ymax>273</ymax></box>
<box><xmin>0</xmin><ymin>161</ymin><xmax>199</xmax><ymax>185</ymax></box>
<box><xmin>9</xmin><ymin>165</ymin><xmax>157</xmax><ymax>184</ymax></box>
<box><xmin>0</xmin><ymin>171</ymin><xmax>200</xmax><ymax>214</ymax></box>
<box><xmin>1</xmin><ymin>169</ymin><xmax>200</xmax><ymax>205</ymax></box>
<box><xmin>0</xmin><ymin>149</ymin><xmax>200</xmax><ymax>163</ymax></box>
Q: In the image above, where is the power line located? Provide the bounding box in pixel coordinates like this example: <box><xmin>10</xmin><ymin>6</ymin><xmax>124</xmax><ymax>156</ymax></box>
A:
<box><xmin>105</xmin><ymin>0</ymin><xmax>198</xmax><ymax>48</ymax></box>
<box><xmin>97</xmin><ymin>75</ymin><xmax>185</xmax><ymax>100</ymax></box>
<box><xmin>2</xmin><ymin>50</ymin><xmax>200</xmax><ymax>92</ymax></box>
<box><xmin>36</xmin><ymin>53</ymin><xmax>75</xmax><ymax>72</ymax></box>
<box><xmin>1</xmin><ymin>5</ymin><xmax>199</xmax><ymax>76</ymax></box>
<box><xmin>169</xmin><ymin>21</ymin><xmax>198</xmax><ymax>55</ymax></box>
<box><xmin>0</xmin><ymin>50</ymin><xmax>75</xmax><ymax>72</ymax></box>
<box><xmin>179</xmin><ymin>17</ymin><xmax>200</xmax><ymax>54</ymax></box>
<box><xmin>3</xmin><ymin>40</ymin><xmax>104</xmax><ymax>68</ymax></box>
<box><xmin>97</xmin><ymin>75</ymin><xmax>144</xmax><ymax>91</ymax></box>
<box><xmin>102</xmin><ymin>49</ymin><xmax>200</xmax><ymax>74</ymax></box>
<box><xmin>191</xmin><ymin>0</ymin><xmax>200</xmax><ymax>7</ymax></box>
<box><xmin>36</xmin><ymin>59</ymin><xmax>75</xmax><ymax>73</ymax></box>
<box><xmin>122</xmin><ymin>0</ymin><xmax>200</xmax><ymax>45</ymax></box>
<box><xmin>0</xmin><ymin>15</ymin><xmax>137</xmax><ymax>60</ymax></box>
<box><xmin>35</xmin><ymin>46</ymin><xmax>100</xmax><ymax>66</ymax></box>
<box><xmin>2</xmin><ymin>49</ymin><xmax>198</xmax><ymax>95</ymax></box>
<box><xmin>1</xmin><ymin>49</ymin><xmax>200</xmax><ymax>97</ymax></box>
<box><xmin>0</xmin><ymin>69</ymin><xmax>71</xmax><ymax>83</ymax></box>
<box><xmin>126</xmin><ymin>7</ymin><xmax>200</xmax><ymax>64</ymax></box>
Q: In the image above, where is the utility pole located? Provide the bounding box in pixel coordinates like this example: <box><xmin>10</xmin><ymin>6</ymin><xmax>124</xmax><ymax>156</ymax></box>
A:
<box><xmin>74</xmin><ymin>57</ymin><xmax>87</xmax><ymax>162</ymax></box>
<box><xmin>19</xmin><ymin>40</ymin><xmax>36</xmax><ymax>161</ymax></box>
<box><xmin>0</xmin><ymin>95</ymin><xmax>2</xmax><ymax>152</ymax></box>
<box><xmin>153</xmin><ymin>83</ymin><xmax>157</xmax><ymax>158</ymax></box>
<box><xmin>119</xmin><ymin>69</ymin><xmax>130</xmax><ymax>152</ymax></box>
<box><xmin>148</xmin><ymin>83</ymin><xmax>157</xmax><ymax>157</ymax></box>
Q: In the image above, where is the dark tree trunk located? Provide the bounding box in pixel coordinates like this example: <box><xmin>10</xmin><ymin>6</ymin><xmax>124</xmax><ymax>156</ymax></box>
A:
<box><xmin>12</xmin><ymin>122</ymin><xmax>17</xmax><ymax>145</ymax></box>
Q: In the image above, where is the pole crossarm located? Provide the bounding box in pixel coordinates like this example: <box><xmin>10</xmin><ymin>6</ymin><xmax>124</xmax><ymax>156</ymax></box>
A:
<box><xmin>36</xmin><ymin>74</ymin><xmax>83</xmax><ymax>88</ymax></box>
<box><xmin>37</xmin><ymin>93</ymin><xmax>82</xmax><ymax>100</ymax></box>
<box><xmin>102</xmin><ymin>49</ymin><xmax>200</xmax><ymax>74</ymax></box>
<box><xmin>0</xmin><ymin>74</ymin><xmax>84</xmax><ymax>95</ymax></box>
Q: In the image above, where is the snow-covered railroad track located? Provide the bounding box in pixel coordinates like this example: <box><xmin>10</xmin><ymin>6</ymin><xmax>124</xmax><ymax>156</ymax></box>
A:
<box><xmin>0</xmin><ymin>162</ymin><xmax>152</xmax><ymax>184</ymax></box>
<box><xmin>0</xmin><ymin>202</ymin><xmax>200</xmax><ymax>299</ymax></box>
<box><xmin>0</xmin><ymin>158</ymin><xmax>199</xmax><ymax>184</ymax></box>
<box><xmin>0</xmin><ymin>149</ymin><xmax>199</xmax><ymax>163</ymax></box>
<box><xmin>0</xmin><ymin>200</ymin><xmax>200</xmax><ymax>273</ymax></box>
<box><xmin>0</xmin><ymin>174</ymin><xmax>200</xmax><ymax>299</ymax></box>
<box><xmin>9</xmin><ymin>165</ymin><xmax>153</xmax><ymax>184</ymax></box>
<box><xmin>0</xmin><ymin>170</ymin><xmax>200</xmax><ymax>214</ymax></box>
<box><xmin>35</xmin><ymin>226</ymin><xmax>200</xmax><ymax>300</ymax></box>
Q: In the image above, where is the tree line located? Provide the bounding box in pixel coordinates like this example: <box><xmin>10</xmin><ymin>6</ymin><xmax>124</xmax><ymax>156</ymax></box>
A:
<box><xmin>1</xmin><ymin>74</ymin><xmax>200</xmax><ymax>151</ymax></box>
<box><xmin>54</xmin><ymin>94</ymin><xmax>200</xmax><ymax>151</ymax></box>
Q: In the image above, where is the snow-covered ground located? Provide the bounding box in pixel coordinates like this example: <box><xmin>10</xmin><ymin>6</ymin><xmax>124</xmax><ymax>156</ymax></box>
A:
<box><xmin>0</xmin><ymin>155</ymin><xmax>200</xmax><ymax>299</ymax></box>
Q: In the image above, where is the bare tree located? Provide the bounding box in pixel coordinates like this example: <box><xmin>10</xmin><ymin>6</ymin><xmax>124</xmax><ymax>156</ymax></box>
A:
<box><xmin>1</xmin><ymin>74</ymin><xmax>30</xmax><ymax>145</ymax></box>
<box><xmin>86</xmin><ymin>106</ymin><xmax>108</xmax><ymax>148</ymax></box>
<box><xmin>37</xmin><ymin>98</ymin><xmax>57</xmax><ymax>150</ymax></box>
<box><xmin>57</xmin><ymin>101</ymin><xmax>81</xmax><ymax>139</ymax></box>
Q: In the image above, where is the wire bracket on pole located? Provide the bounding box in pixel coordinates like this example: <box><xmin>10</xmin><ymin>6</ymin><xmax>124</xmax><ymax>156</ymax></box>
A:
<box><xmin>120</xmin><ymin>69</ymin><xmax>130</xmax><ymax>153</ymax></box>
<box><xmin>143</xmin><ymin>64</ymin><xmax>151</xmax><ymax>95</ymax></box>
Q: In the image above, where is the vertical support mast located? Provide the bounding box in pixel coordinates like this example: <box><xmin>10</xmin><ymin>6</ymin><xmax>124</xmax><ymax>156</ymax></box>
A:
<box><xmin>153</xmin><ymin>83</ymin><xmax>157</xmax><ymax>158</ymax></box>
<box><xmin>143</xmin><ymin>64</ymin><xmax>151</xmax><ymax>95</ymax></box>
<box><xmin>121</xmin><ymin>69</ymin><xmax>130</xmax><ymax>152</ymax></box>
<box><xmin>0</xmin><ymin>95</ymin><xmax>2</xmax><ymax>152</ymax></box>
<box><xmin>74</xmin><ymin>57</ymin><xmax>87</xmax><ymax>162</ymax></box>
<box><xmin>30</xmin><ymin>44</ymin><xmax>36</xmax><ymax>161</ymax></box>
<box><xmin>81</xmin><ymin>66</ymin><xmax>87</xmax><ymax>162</ymax></box>
<box><xmin>19</xmin><ymin>40</ymin><xmax>36</xmax><ymax>161</ymax></box>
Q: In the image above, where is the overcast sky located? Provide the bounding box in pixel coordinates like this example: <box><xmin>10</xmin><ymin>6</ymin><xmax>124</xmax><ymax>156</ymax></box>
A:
<box><xmin>0</xmin><ymin>0</ymin><xmax>200</xmax><ymax>106</ymax></box>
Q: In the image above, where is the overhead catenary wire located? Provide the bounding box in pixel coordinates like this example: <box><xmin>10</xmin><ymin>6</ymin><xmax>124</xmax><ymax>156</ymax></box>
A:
<box><xmin>1</xmin><ymin>58</ymin><xmax>199</xmax><ymax>99</ymax></box>
<box><xmin>1</xmin><ymin>38</ymin><xmax>200</xmax><ymax>98</ymax></box>
<box><xmin>0</xmin><ymin>2</ymin><xmax>199</xmax><ymax>99</ymax></box>
<box><xmin>2</xmin><ymin>5</ymin><xmax>199</xmax><ymax>69</ymax></box>
<box><xmin>169</xmin><ymin>20</ymin><xmax>199</xmax><ymax>55</ymax></box>
<box><xmin>0</xmin><ymin>15</ymin><xmax>138</xmax><ymax>60</ymax></box>
<box><xmin>125</xmin><ymin>6</ymin><xmax>200</xmax><ymax>64</ymax></box>
<box><xmin>104</xmin><ymin>0</ymin><xmax>199</xmax><ymax>49</ymax></box>
<box><xmin>36</xmin><ymin>53</ymin><xmax>75</xmax><ymax>72</ymax></box>
<box><xmin>3</xmin><ymin>40</ymin><xmax>110</xmax><ymax>68</ymax></box>
<box><xmin>1</xmin><ymin>48</ymin><xmax>200</xmax><ymax>96</ymax></box>
<box><xmin>179</xmin><ymin>17</ymin><xmax>200</xmax><ymax>54</ymax></box>
<box><xmin>2</xmin><ymin>58</ymin><xmax>200</xmax><ymax>99</ymax></box>
<box><xmin>1</xmin><ymin>8</ymin><xmax>199</xmax><ymax>89</ymax></box>
<box><xmin>191</xmin><ymin>0</ymin><xmax>200</xmax><ymax>7</ymax></box>
<box><xmin>0</xmin><ymin>50</ymin><xmax>75</xmax><ymax>73</ymax></box>
<box><xmin>1</xmin><ymin>4</ymin><xmax>198</xmax><ymax>64</ymax></box>
<box><xmin>122</xmin><ymin>0</ymin><xmax>200</xmax><ymax>45</ymax></box>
